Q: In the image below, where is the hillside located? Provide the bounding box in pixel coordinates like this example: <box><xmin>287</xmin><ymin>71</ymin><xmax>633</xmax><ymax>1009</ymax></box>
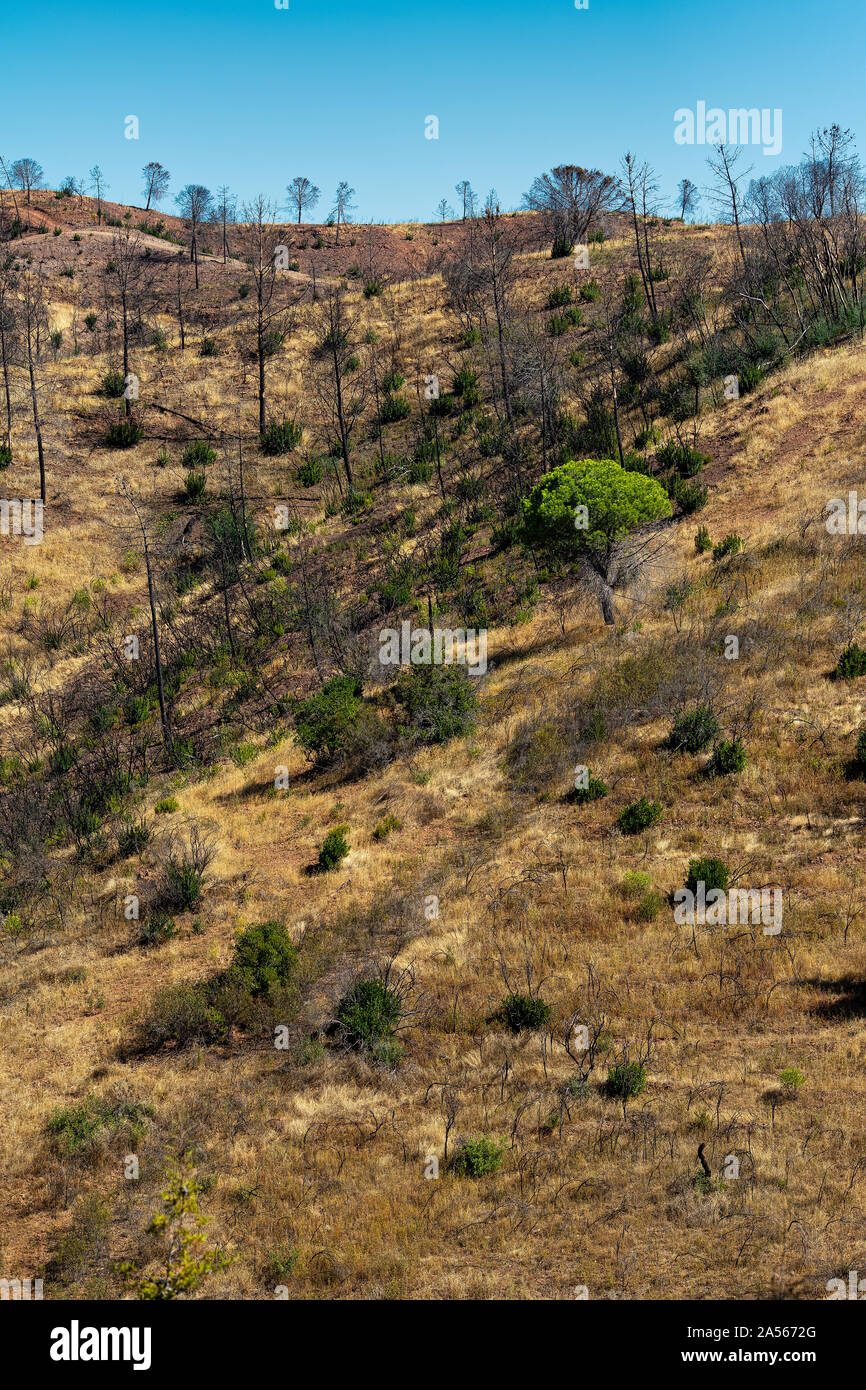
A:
<box><xmin>1</xmin><ymin>183</ymin><xmax>866</xmax><ymax>1302</ymax></box>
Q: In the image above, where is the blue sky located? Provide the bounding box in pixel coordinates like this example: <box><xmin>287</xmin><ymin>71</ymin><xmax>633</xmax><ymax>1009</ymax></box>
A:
<box><xmin>3</xmin><ymin>0</ymin><xmax>864</xmax><ymax>222</ymax></box>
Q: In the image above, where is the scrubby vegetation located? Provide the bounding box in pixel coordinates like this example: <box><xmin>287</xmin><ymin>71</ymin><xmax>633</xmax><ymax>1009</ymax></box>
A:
<box><xmin>3</xmin><ymin>126</ymin><xmax>866</xmax><ymax>1303</ymax></box>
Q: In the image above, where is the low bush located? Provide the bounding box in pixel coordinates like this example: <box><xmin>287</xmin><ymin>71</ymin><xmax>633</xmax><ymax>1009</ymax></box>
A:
<box><xmin>104</xmin><ymin>417</ymin><xmax>142</xmax><ymax>448</ymax></box>
<box><xmin>605</xmin><ymin>1061</ymin><xmax>647</xmax><ymax>1100</ymax></box>
<box><xmin>318</xmin><ymin>825</ymin><xmax>349</xmax><ymax>871</ymax></box>
<box><xmin>102</xmin><ymin>370</ymin><xmax>126</xmax><ymax>399</ymax></box>
<box><xmin>670</xmin><ymin>476</ymin><xmax>708</xmax><ymax>513</ymax></box>
<box><xmin>834</xmin><ymin>643</ymin><xmax>866</xmax><ymax>679</ymax></box>
<box><xmin>708</xmin><ymin>738</ymin><xmax>747</xmax><ymax>775</ymax></box>
<box><xmin>380</xmin><ymin>393</ymin><xmax>411</xmax><ymax>424</ymax></box>
<box><xmin>260</xmin><ymin>418</ymin><xmax>303</xmax><ymax>455</ymax></box>
<box><xmin>142</xmin><ymin>982</ymin><xmax>228</xmax><ymax>1048</ymax></box>
<box><xmin>297</xmin><ymin>457</ymin><xmax>323</xmax><ymax>486</ymax></box>
<box><xmin>685</xmin><ymin>856</ymin><xmax>728</xmax><ymax>894</ymax></box>
<box><xmin>499</xmin><ymin>993</ymin><xmax>552</xmax><ymax>1033</ymax></box>
<box><xmin>293</xmin><ymin>675</ymin><xmax>362</xmax><ymax>762</ymax></box>
<box><xmin>712</xmin><ymin>533</ymin><xmax>744</xmax><ymax>560</ymax></box>
<box><xmin>183</xmin><ymin>471</ymin><xmax>206</xmax><ymax>502</ymax></box>
<box><xmin>181</xmin><ymin>440</ymin><xmax>216</xmax><ymax>469</ymax></box>
<box><xmin>668</xmin><ymin>704</ymin><xmax>719</xmax><ymax>753</ymax></box>
<box><xmin>617</xmin><ymin>797</ymin><xmax>663</xmax><ymax>834</ymax></box>
<box><xmin>566</xmin><ymin>770</ymin><xmax>609</xmax><ymax>804</ymax></box>
<box><xmin>46</xmin><ymin>1095</ymin><xmax>153</xmax><ymax>1156</ymax></box>
<box><xmin>139</xmin><ymin>911</ymin><xmax>177</xmax><ymax>947</ymax></box>
<box><xmin>450</xmin><ymin>1135</ymin><xmax>506</xmax><ymax>1178</ymax></box>
<box><xmin>372</xmin><ymin>812</ymin><xmax>401</xmax><ymax>841</ymax></box>
<box><xmin>232</xmin><ymin>921</ymin><xmax>297</xmax><ymax>995</ymax></box>
<box><xmin>547</xmin><ymin>307</ymin><xmax>582</xmax><ymax>336</ymax></box>
<box><xmin>393</xmin><ymin>663</ymin><xmax>478</xmax><ymax>744</ymax></box>
<box><xmin>656</xmin><ymin>441</ymin><xmax>709</xmax><ymax>477</ymax></box>
<box><xmin>118</xmin><ymin>818</ymin><xmax>150</xmax><ymax>856</ymax></box>
<box><xmin>336</xmin><ymin>977</ymin><xmax>402</xmax><ymax>1053</ymax></box>
<box><xmin>545</xmin><ymin>284</ymin><xmax>573</xmax><ymax>309</ymax></box>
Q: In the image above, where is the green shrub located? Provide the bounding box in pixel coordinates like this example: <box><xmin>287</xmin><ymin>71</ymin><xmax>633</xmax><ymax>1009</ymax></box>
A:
<box><xmin>104</xmin><ymin>417</ymin><xmax>142</xmax><ymax>448</ymax></box>
<box><xmin>407</xmin><ymin>456</ymin><xmax>433</xmax><ymax>483</ymax></box>
<box><xmin>336</xmin><ymin>977</ymin><xmax>402</xmax><ymax>1052</ymax></box>
<box><xmin>694</xmin><ymin>524</ymin><xmax>712</xmax><ymax>553</ymax></box>
<box><xmin>318</xmin><ymin>824</ymin><xmax>349</xmax><ymax>871</ymax></box>
<box><xmin>550</xmin><ymin>236</ymin><xmax>573</xmax><ymax>259</ymax></box>
<box><xmin>232</xmin><ymin>921</ymin><xmax>297</xmax><ymax>995</ymax></box>
<box><xmin>668</xmin><ymin>704</ymin><xmax>719</xmax><ymax>753</ymax></box>
<box><xmin>547</xmin><ymin>306</ymin><xmax>582</xmax><ymax>336</ymax></box>
<box><xmin>708</xmin><ymin>738</ymin><xmax>747</xmax><ymax>775</ymax></box>
<box><xmin>381</xmin><ymin>368</ymin><xmax>404</xmax><ymax>392</ymax></box>
<box><xmin>545</xmin><ymin>284</ymin><xmax>573</xmax><ymax>309</ymax></box>
<box><xmin>260</xmin><ymin>418</ymin><xmax>303</xmax><ymax>455</ymax></box>
<box><xmin>685</xmin><ymin>856</ymin><xmax>728</xmax><ymax>894</ymax></box>
<box><xmin>118</xmin><ymin>818</ymin><xmax>150</xmax><ymax>856</ymax></box>
<box><xmin>617</xmin><ymin>797</ymin><xmax>663</xmax><ymax>834</ymax></box>
<box><xmin>229</xmin><ymin>741</ymin><xmax>257</xmax><ymax>768</ymax></box>
<box><xmin>712</xmin><ymin>533</ymin><xmax>744</xmax><ymax>560</ymax></box>
<box><xmin>139</xmin><ymin>911</ymin><xmax>177</xmax><ymax>947</ymax></box>
<box><xmin>579</xmin><ymin>279</ymin><xmax>601</xmax><ymax>302</ymax></box>
<box><xmin>656</xmin><ymin>441</ymin><xmax>709</xmax><ymax>477</ymax></box>
<box><xmin>293</xmin><ymin>675</ymin><xmax>362</xmax><ymax>762</ymax></box>
<box><xmin>834</xmin><ymin>644</ymin><xmax>866</xmax><ymax>679</ymax></box>
<box><xmin>297</xmin><ymin>457</ymin><xmax>323</xmax><ymax>486</ymax></box>
<box><xmin>0</xmin><ymin>443</ymin><xmax>11</xmax><ymax>469</ymax></box>
<box><xmin>102</xmin><ymin>370</ymin><xmax>126</xmax><ymax>398</ymax></box>
<box><xmin>46</xmin><ymin>1095</ymin><xmax>152</xmax><ymax>1156</ymax></box>
<box><xmin>452</xmin><ymin>367</ymin><xmax>481</xmax><ymax>405</ymax></box>
<box><xmin>779</xmin><ymin>1067</ymin><xmax>805</xmax><ymax>1096</ymax></box>
<box><xmin>46</xmin><ymin>1098</ymin><xmax>108</xmax><ymax>1155</ymax></box>
<box><xmin>155</xmin><ymin>796</ymin><xmax>178</xmax><ymax>814</ymax></box>
<box><xmin>393</xmin><ymin>663</ymin><xmax>478</xmax><ymax>744</ymax></box>
<box><xmin>183</xmin><ymin>471</ymin><xmax>206</xmax><ymax>502</ymax></box>
<box><xmin>165</xmin><ymin>861</ymin><xmax>204</xmax><ymax>911</ymax></box>
<box><xmin>567</xmin><ymin>771</ymin><xmax>609</xmax><ymax>804</ymax></box>
<box><xmin>372</xmin><ymin>812</ymin><xmax>401</xmax><ymax>841</ymax></box>
<box><xmin>181</xmin><ymin>440</ymin><xmax>216</xmax><ymax>469</ymax></box>
<box><xmin>670</xmin><ymin>476</ymin><xmax>708</xmax><ymax>513</ymax></box>
<box><xmin>450</xmin><ymin>1135</ymin><xmax>506</xmax><ymax>1178</ymax></box>
<box><xmin>605</xmin><ymin>1061</ymin><xmax>647</xmax><ymax>1100</ymax></box>
<box><xmin>499</xmin><ymin>993</ymin><xmax>552</xmax><ymax>1033</ymax></box>
<box><xmin>621</xmin><ymin>870</ymin><xmax>662</xmax><ymax>919</ymax></box>
<box><xmin>199</xmin><ymin>336</ymin><xmax>217</xmax><ymax>357</ymax></box>
<box><xmin>856</xmin><ymin>728</ymin><xmax>866</xmax><ymax>768</ymax></box>
<box><xmin>380</xmin><ymin>393</ymin><xmax>411</xmax><ymax>424</ymax></box>
<box><xmin>739</xmin><ymin>362</ymin><xmax>764</xmax><ymax>394</ymax></box>
<box><xmin>142</xmin><ymin>982</ymin><xmax>228</xmax><ymax>1049</ymax></box>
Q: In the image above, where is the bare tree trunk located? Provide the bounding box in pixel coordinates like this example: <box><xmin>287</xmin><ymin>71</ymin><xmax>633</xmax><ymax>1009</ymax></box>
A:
<box><xmin>0</xmin><ymin>308</ymin><xmax>12</xmax><ymax>449</ymax></box>
<box><xmin>25</xmin><ymin>318</ymin><xmax>46</xmax><ymax>503</ymax></box>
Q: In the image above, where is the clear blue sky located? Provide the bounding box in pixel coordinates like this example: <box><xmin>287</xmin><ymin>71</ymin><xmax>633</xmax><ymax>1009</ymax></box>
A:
<box><xmin>3</xmin><ymin>0</ymin><xmax>864</xmax><ymax>222</ymax></box>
